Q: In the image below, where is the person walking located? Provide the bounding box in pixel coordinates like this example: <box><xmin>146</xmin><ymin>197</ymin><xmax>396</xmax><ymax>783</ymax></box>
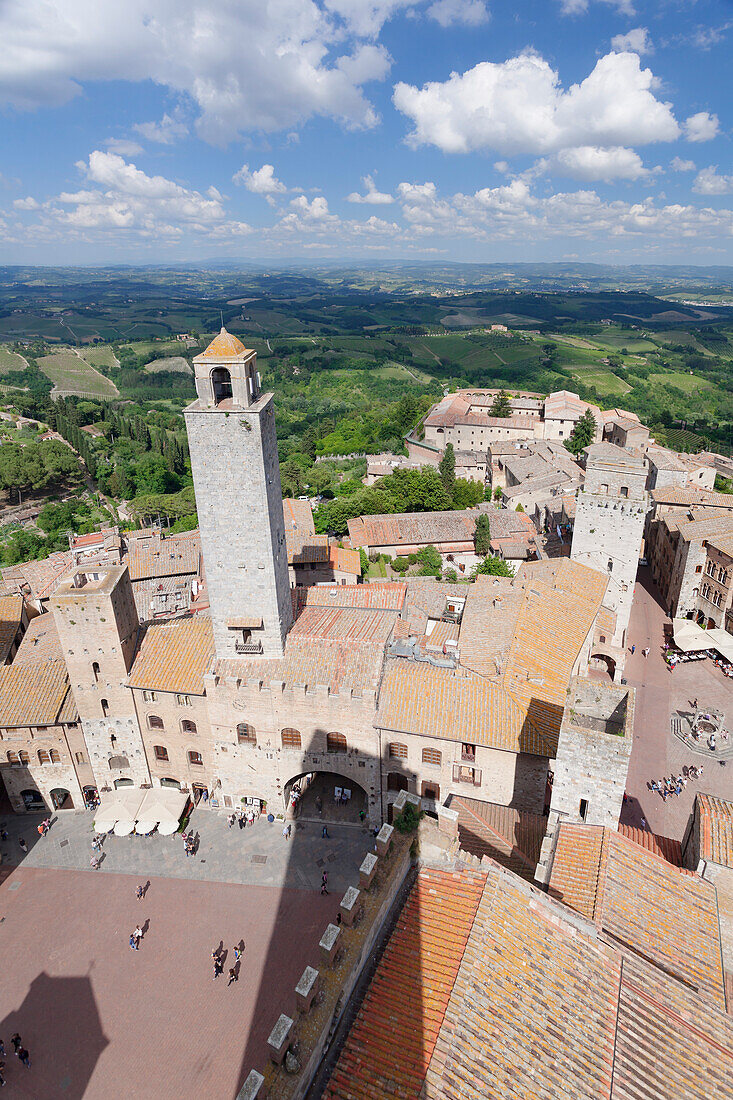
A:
<box><xmin>18</xmin><ymin>838</ymin><xmax>27</xmax><ymax>854</ymax></box>
<box><xmin>321</xmin><ymin>872</ymin><xmax>329</xmax><ymax>896</ymax></box>
<box><xmin>129</xmin><ymin>933</ymin><xmax>138</xmax><ymax>951</ymax></box>
<box><xmin>228</xmin><ymin>967</ymin><xmax>239</xmax><ymax>986</ymax></box>
<box><xmin>213</xmin><ymin>957</ymin><xmax>224</xmax><ymax>980</ymax></box>
<box><xmin>136</xmin><ymin>884</ymin><xmax>144</xmax><ymax>900</ymax></box>
<box><xmin>234</xmin><ymin>944</ymin><xmax>243</xmax><ymax>961</ymax></box>
<box><xmin>322</xmin><ymin>825</ymin><xmax>330</xmax><ymax>839</ymax></box>
<box><xmin>0</xmin><ymin>1058</ymin><xmax>5</xmax><ymax>1087</ymax></box>
<box><xmin>315</xmin><ymin>795</ymin><xmax>323</xmax><ymax>816</ymax></box>
<box><xmin>133</xmin><ymin>925</ymin><xmax>143</xmax><ymax>946</ymax></box>
<box><xmin>18</xmin><ymin>1047</ymin><xmax>30</xmax><ymax>1069</ymax></box>
<box><xmin>10</xmin><ymin>1035</ymin><xmax>21</xmax><ymax>1057</ymax></box>
<box><xmin>630</xmin><ymin>645</ymin><xmax>636</xmax><ymax>655</ymax></box>
<box><xmin>643</xmin><ymin>647</ymin><xmax>650</xmax><ymax>658</ymax></box>
<box><xmin>0</xmin><ymin>1038</ymin><xmax>5</xmax><ymax>1057</ymax></box>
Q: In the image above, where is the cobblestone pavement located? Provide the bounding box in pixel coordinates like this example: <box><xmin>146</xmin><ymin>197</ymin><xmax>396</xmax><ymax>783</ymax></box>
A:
<box><xmin>621</xmin><ymin>567</ymin><xmax>733</xmax><ymax>840</ymax></box>
<box><xmin>0</xmin><ymin>803</ymin><xmax>373</xmax><ymax>896</ymax></box>
<box><xmin>0</xmin><ymin>864</ymin><xmax>339</xmax><ymax>1099</ymax></box>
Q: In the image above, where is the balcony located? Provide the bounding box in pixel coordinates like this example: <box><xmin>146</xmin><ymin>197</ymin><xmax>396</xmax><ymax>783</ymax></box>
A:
<box><xmin>461</xmin><ymin>748</ymin><xmax>476</xmax><ymax>763</ymax></box>
<box><xmin>453</xmin><ymin>764</ymin><xmax>481</xmax><ymax>787</ymax></box>
<box><xmin>235</xmin><ymin>641</ymin><xmax>263</xmax><ymax>655</ymax></box>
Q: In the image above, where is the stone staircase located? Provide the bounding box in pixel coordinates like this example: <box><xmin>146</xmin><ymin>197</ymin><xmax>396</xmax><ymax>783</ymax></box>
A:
<box><xmin>452</xmin><ymin>796</ymin><xmax>546</xmax><ymax>883</ymax></box>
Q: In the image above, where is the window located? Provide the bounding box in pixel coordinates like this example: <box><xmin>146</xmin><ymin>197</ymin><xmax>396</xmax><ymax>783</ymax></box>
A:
<box><xmin>50</xmin><ymin>749</ymin><xmax>60</xmax><ymax>763</ymax></box>
<box><xmin>7</xmin><ymin>751</ymin><xmax>19</xmax><ymax>767</ymax></box>
<box><xmin>75</xmin><ymin>751</ymin><xmax>85</xmax><ymax>764</ymax></box>
<box><xmin>175</xmin><ymin>694</ymin><xmax>192</xmax><ymax>707</ymax></box>
<box><xmin>695</xmin><ymin>565</ymin><xmax>703</xmax><ymax>573</ymax></box>
<box><xmin>387</xmin><ymin>773</ymin><xmax>408</xmax><ymax>792</ymax></box>
<box><xmin>181</xmin><ymin>720</ymin><xmax>197</xmax><ymax>735</ymax></box>
<box><xmin>101</xmin><ymin>698</ymin><xmax>109</xmax><ymax>717</ymax></box>
<box><xmin>37</xmin><ymin>750</ymin><xmax>50</xmax><ymax>764</ymax></box>
<box><xmin>706</xmin><ymin>560</ymin><xmax>716</xmax><ymax>576</ymax></box>
<box><xmin>461</xmin><ymin>743</ymin><xmax>476</xmax><ymax>763</ymax></box>
<box><xmin>327</xmin><ymin>732</ymin><xmax>347</xmax><ymax>754</ymax></box>
<box><xmin>188</xmin><ymin>751</ymin><xmax>203</xmax><ymax>767</ymax></box>
<box><xmin>148</xmin><ymin>715</ymin><xmax>164</xmax><ymax>730</ymax></box>
<box><xmin>237</xmin><ymin>723</ymin><xmax>256</xmax><ymax>745</ymax></box>
<box><xmin>92</xmin><ymin>661</ymin><xmax>100</xmax><ymax>682</ymax></box>
<box><xmin>154</xmin><ymin>745</ymin><xmax>169</xmax><ymax>762</ymax></box>
<box><xmin>19</xmin><ymin>751</ymin><xmax>29</xmax><ymax>765</ymax></box>
<box><xmin>579</xmin><ymin>798</ymin><xmax>589</xmax><ymax>822</ymax></box>
<box><xmin>389</xmin><ymin>742</ymin><xmax>408</xmax><ymax>759</ymax></box>
<box><xmin>720</xmin><ymin>569</ymin><xmax>729</xmax><ymax>586</ymax></box>
<box><xmin>422</xmin><ymin>748</ymin><xmax>442</xmax><ymax>767</ymax></box>
<box><xmin>281</xmin><ymin>728</ymin><xmax>301</xmax><ymax>748</ymax></box>
<box><xmin>142</xmin><ymin>690</ymin><xmax>156</xmax><ymax>703</ymax></box>
<box><xmin>619</xmin><ymin>486</ymin><xmax>629</xmax><ymax>498</ymax></box>
<box><xmin>601</xmin><ymin>483</ymin><xmax>609</xmax><ymax>494</ymax></box>
<box><xmin>211</xmin><ymin>367</ymin><xmax>233</xmax><ymax>405</ymax></box>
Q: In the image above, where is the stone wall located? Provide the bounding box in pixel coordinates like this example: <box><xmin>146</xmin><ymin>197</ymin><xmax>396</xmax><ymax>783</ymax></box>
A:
<box><xmin>131</xmin><ymin>687</ymin><xmax>214</xmax><ymax>793</ymax></box>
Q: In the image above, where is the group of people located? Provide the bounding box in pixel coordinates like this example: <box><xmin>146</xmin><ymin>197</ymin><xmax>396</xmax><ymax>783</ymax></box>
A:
<box><xmin>35</xmin><ymin>818</ymin><xmax>52</xmax><ymax>839</ymax></box>
<box><xmin>227</xmin><ymin>807</ymin><xmax>259</xmax><ymax>830</ymax></box>
<box><xmin>0</xmin><ymin>1034</ymin><xmax>31</xmax><ymax>1085</ymax></box>
<box><xmin>181</xmin><ymin>831</ymin><xmax>198</xmax><ymax>858</ymax></box>
<box><xmin>128</xmin><ymin>925</ymin><xmax>144</xmax><ymax>951</ymax></box>
<box><xmin>211</xmin><ymin>943</ymin><xmax>243</xmax><ymax>986</ymax></box>
<box><xmin>650</xmin><ymin>765</ymin><xmax>704</xmax><ymax>800</ymax></box>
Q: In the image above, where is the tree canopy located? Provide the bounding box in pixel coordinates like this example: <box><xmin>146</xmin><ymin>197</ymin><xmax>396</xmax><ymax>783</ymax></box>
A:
<box><xmin>474</xmin><ymin>513</ymin><xmax>491</xmax><ymax>556</ymax></box>
<box><xmin>489</xmin><ymin>390</ymin><xmax>512</xmax><ymax>418</ymax></box>
<box><xmin>564</xmin><ymin>409</ymin><xmax>597</xmax><ymax>455</ymax></box>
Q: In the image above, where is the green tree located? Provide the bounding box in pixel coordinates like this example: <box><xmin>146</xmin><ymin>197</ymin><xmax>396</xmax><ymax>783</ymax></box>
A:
<box><xmin>451</xmin><ymin>479</ymin><xmax>484</xmax><ymax>509</ymax></box>
<box><xmin>375</xmin><ymin>466</ymin><xmax>451</xmax><ymax>513</ymax></box>
<box><xmin>439</xmin><ymin>443</ymin><xmax>456</xmax><ymax>493</ymax></box>
<box><xmin>472</xmin><ymin>556</ymin><xmax>514</xmax><ymax>577</ymax></box>
<box><xmin>489</xmin><ymin>390</ymin><xmax>511</xmax><ymax>418</ymax></box>
<box><xmin>493</xmin><ymin>485</ymin><xmax>503</xmax><ymax>500</ymax></box>
<box><xmin>416</xmin><ymin>543</ymin><xmax>442</xmax><ymax>576</ymax></box>
<box><xmin>474</xmin><ymin>513</ymin><xmax>491</xmax><ymax>556</ymax></box>
<box><xmin>564</xmin><ymin>409</ymin><xmax>597</xmax><ymax>455</ymax></box>
<box><xmin>133</xmin><ymin>454</ymin><xmax>177</xmax><ymax>495</ymax></box>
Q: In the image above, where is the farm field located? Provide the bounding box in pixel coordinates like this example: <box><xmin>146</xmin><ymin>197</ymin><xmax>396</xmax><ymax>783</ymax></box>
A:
<box><xmin>37</xmin><ymin>351</ymin><xmax>119</xmax><ymax>397</ymax></box>
<box><xmin>78</xmin><ymin>345</ymin><xmax>119</xmax><ymax>369</ymax></box>
<box><xmin>145</xmin><ymin>356</ymin><xmax>192</xmax><ymax>375</ymax></box>
<box><xmin>648</xmin><ymin>372</ymin><xmax>713</xmax><ymax>393</ymax></box>
<box><xmin>569</xmin><ymin>368</ymin><xmax>632</xmax><ymax>395</ymax></box>
<box><xmin>0</xmin><ymin>346</ymin><xmax>28</xmax><ymax>374</ymax></box>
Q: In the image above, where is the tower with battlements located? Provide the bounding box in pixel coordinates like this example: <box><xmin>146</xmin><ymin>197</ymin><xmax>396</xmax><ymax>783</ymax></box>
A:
<box><xmin>185</xmin><ymin>328</ymin><xmax>292</xmax><ymax>660</ymax></box>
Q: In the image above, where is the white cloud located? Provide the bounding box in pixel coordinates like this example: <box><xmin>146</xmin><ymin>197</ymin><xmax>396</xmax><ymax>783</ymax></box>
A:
<box><xmin>611</xmin><ymin>27</ymin><xmax>652</xmax><ymax>54</ymax></box>
<box><xmin>104</xmin><ymin>138</ymin><xmax>144</xmax><ymax>156</ymax></box>
<box><xmin>543</xmin><ymin>145</ymin><xmax>650</xmax><ymax>182</ymax></box>
<box><xmin>233</xmin><ymin>164</ymin><xmax>287</xmax><ymax>195</ymax></box>
<box><xmin>134</xmin><ymin>111</ymin><xmax>189</xmax><ymax>145</ymax></box>
<box><xmin>693</xmin><ymin>167</ymin><xmax>733</xmax><ymax>196</ymax></box>
<box><xmin>393</xmin><ymin>51</ymin><xmax>679</xmax><ymax>155</ymax></box>
<box><xmin>692</xmin><ymin>24</ymin><xmax>730</xmax><ymax>50</ymax></box>
<box><xmin>670</xmin><ymin>157</ymin><xmax>695</xmax><ymax>172</ymax></box>
<box><xmin>347</xmin><ymin>174</ymin><xmax>394</xmax><ymax>203</ymax></box>
<box><xmin>13</xmin><ymin>196</ymin><xmax>39</xmax><ymax>210</ymax></box>
<box><xmin>49</xmin><ymin>150</ymin><xmax>250</xmax><ymax>237</ymax></box>
<box><xmin>560</xmin><ymin>0</ymin><xmax>636</xmax><ymax>15</ymax></box>
<box><xmin>683</xmin><ymin>111</ymin><xmax>720</xmax><ymax>143</ymax></box>
<box><xmin>426</xmin><ymin>0</ymin><xmax>489</xmax><ymax>28</ymax></box>
<box><xmin>0</xmin><ymin>0</ymin><xmax>393</xmax><ymax>143</ymax></box>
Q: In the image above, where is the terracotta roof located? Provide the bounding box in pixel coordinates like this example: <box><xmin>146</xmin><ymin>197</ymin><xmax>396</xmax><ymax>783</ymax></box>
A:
<box><xmin>324</xmin><ymin>867</ymin><xmax>486</xmax><ymax>1100</ymax></box>
<box><xmin>451</xmin><ymin>795</ymin><xmax>547</xmax><ymax>881</ymax></box>
<box><xmin>0</xmin><ymin>659</ymin><xmax>72</xmax><ymax>727</ymax></box>
<box><xmin>128</xmin><ymin>615</ymin><xmax>214</xmax><ymax>696</ymax></box>
<box><xmin>286</xmin><ymin>531</ymin><xmax>329</xmax><ymax>565</ymax></box>
<box><xmin>329</xmin><ymin>543</ymin><xmax>361</xmax><ymax>575</ymax></box>
<box><xmin>12</xmin><ymin>612</ymin><xmax>63</xmax><ymax>665</ymax></box>
<box><xmin>290</xmin><ymin>606</ymin><xmax>397</xmax><ymax>645</ymax></box>
<box><xmin>617</xmin><ymin>824</ymin><xmax>683</xmax><ymax>866</ymax></box>
<box><xmin>707</xmin><ymin>533</ymin><xmax>733</xmax><ymax>560</ymax></box>
<box><xmin>127</xmin><ymin>532</ymin><xmax>200</xmax><ymax>582</ymax></box>
<box><xmin>549</xmin><ymin>824</ymin><xmax>726</xmax><ymax>1006</ymax></box>
<box><xmin>377</xmin><ymin>659</ymin><xmax>551</xmax><ymax>757</ymax></box>
<box><xmin>677</xmin><ymin>514</ymin><xmax>733</xmax><ymax>543</ymax></box>
<box><xmin>196</xmin><ymin>326</ymin><xmax>251</xmax><ymax>360</ymax></box>
<box><xmin>1</xmin><ymin>550</ymin><xmax>73</xmax><ymax>599</ymax></box>
<box><xmin>282</xmin><ymin>498</ymin><xmax>315</xmax><ymax>535</ymax></box>
<box><xmin>0</xmin><ymin>594</ymin><xmax>24</xmax><ymax>663</ymax></box>
<box><xmin>304</xmin><ymin>582</ymin><xmax>406</xmax><ymax>611</ymax></box>
<box><xmin>348</xmin><ymin>510</ymin><xmax>475</xmax><ymax>549</ymax></box>
<box><xmin>651</xmin><ymin>486</ymin><xmax>733</xmax><ymax>509</ymax></box>
<box><xmin>697</xmin><ymin>793</ymin><xmax>733</xmax><ymax>868</ymax></box>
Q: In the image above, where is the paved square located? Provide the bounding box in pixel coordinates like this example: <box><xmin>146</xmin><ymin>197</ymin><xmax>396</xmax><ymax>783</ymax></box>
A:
<box><xmin>0</xmin><ymin>864</ymin><xmax>340</xmax><ymax>1099</ymax></box>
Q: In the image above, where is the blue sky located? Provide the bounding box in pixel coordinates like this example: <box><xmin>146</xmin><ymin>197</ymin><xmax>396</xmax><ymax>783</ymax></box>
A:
<box><xmin>0</xmin><ymin>0</ymin><xmax>731</xmax><ymax>265</ymax></box>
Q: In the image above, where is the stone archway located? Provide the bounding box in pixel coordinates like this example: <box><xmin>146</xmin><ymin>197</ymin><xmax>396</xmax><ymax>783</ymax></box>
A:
<box><xmin>21</xmin><ymin>788</ymin><xmax>46</xmax><ymax>811</ymax></box>
<box><xmin>589</xmin><ymin>652</ymin><xmax>616</xmax><ymax>681</ymax></box>
<box><xmin>50</xmin><ymin>788</ymin><xmax>74</xmax><ymax>810</ymax></box>
<box><xmin>283</xmin><ymin>770</ymin><xmax>368</xmax><ymax>825</ymax></box>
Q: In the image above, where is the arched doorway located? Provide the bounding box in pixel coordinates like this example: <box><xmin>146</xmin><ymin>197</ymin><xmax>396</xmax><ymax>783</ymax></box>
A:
<box><xmin>284</xmin><ymin>771</ymin><xmax>368</xmax><ymax>825</ymax></box>
<box><xmin>211</xmin><ymin>367</ymin><xmax>232</xmax><ymax>404</ymax></box>
<box><xmin>589</xmin><ymin>653</ymin><xmax>616</xmax><ymax>681</ymax></box>
<box><xmin>21</xmin><ymin>788</ymin><xmax>45</xmax><ymax>811</ymax></box>
<box><xmin>50</xmin><ymin>788</ymin><xmax>74</xmax><ymax>810</ymax></box>
<box><xmin>114</xmin><ymin>777</ymin><xmax>134</xmax><ymax>789</ymax></box>
<box><xmin>160</xmin><ymin>777</ymin><xmax>181</xmax><ymax>789</ymax></box>
<box><xmin>83</xmin><ymin>785</ymin><xmax>99</xmax><ymax>810</ymax></box>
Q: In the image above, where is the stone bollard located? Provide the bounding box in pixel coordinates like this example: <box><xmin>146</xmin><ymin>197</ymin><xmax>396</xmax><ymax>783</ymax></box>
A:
<box><xmin>319</xmin><ymin>923</ymin><xmax>341</xmax><ymax>967</ymax></box>
<box><xmin>376</xmin><ymin>823</ymin><xmax>394</xmax><ymax>858</ymax></box>
<box><xmin>295</xmin><ymin>966</ymin><xmax>320</xmax><ymax>1014</ymax></box>
<box><xmin>392</xmin><ymin>791</ymin><xmax>408</xmax><ymax>814</ymax></box>
<box><xmin>437</xmin><ymin>805</ymin><xmax>459</xmax><ymax>840</ymax></box>
<box><xmin>359</xmin><ymin>852</ymin><xmax>378</xmax><ymax>892</ymax></box>
<box><xmin>340</xmin><ymin>886</ymin><xmax>361</xmax><ymax>928</ymax></box>
<box><xmin>267</xmin><ymin>1015</ymin><xmax>293</xmax><ymax>1066</ymax></box>
<box><xmin>237</xmin><ymin>1069</ymin><xmax>266</xmax><ymax>1100</ymax></box>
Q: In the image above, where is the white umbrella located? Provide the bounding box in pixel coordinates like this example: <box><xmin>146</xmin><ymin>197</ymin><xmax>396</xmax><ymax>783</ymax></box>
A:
<box><xmin>157</xmin><ymin>820</ymin><xmax>180</xmax><ymax>836</ymax></box>
<box><xmin>113</xmin><ymin>820</ymin><xmax>135</xmax><ymax>836</ymax></box>
<box><xmin>134</xmin><ymin>820</ymin><xmax>158</xmax><ymax>835</ymax></box>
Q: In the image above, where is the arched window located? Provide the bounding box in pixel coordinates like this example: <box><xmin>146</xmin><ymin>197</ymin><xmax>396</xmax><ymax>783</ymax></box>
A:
<box><xmin>619</xmin><ymin>486</ymin><xmax>629</xmax><ymax>498</ymax></box>
<box><xmin>181</xmin><ymin>720</ymin><xmax>197</xmax><ymax>735</ymax></box>
<box><xmin>101</xmin><ymin>698</ymin><xmax>110</xmax><ymax>717</ymax></box>
<box><xmin>389</xmin><ymin>742</ymin><xmax>408</xmax><ymax>759</ymax></box>
<box><xmin>211</xmin><ymin>367</ymin><xmax>232</xmax><ymax>405</ymax></box>
<box><xmin>422</xmin><ymin>747</ymin><xmax>442</xmax><ymax>767</ymax></box>
<box><xmin>148</xmin><ymin>715</ymin><xmax>164</xmax><ymax>730</ymax></box>
<box><xmin>7</xmin><ymin>751</ymin><xmax>19</xmax><ymax>766</ymax></box>
<box><xmin>387</xmin><ymin>773</ymin><xmax>408</xmax><ymax>792</ymax></box>
<box><xmin>188</xmin><ymin>751</ymin><xmax>203</xmax><ymax>767</ymax></box>
<box><xmin>237</xmin><ymin>723</ymin><xmax>256</xmax><ymax>745</ymax></box>
<box><xmin>37</xmin><ymin>750</ymin><xmax>50</xmax><ymax>765</ymax></box>
<box><xmin>50</xmin><ymin>749</ymin><xmax>60</xmax><ymax>764</ymax></box>
<box><xmin>75</xmin><ymin>751</ymin><xmax>85</xmax><ymax>764</ymax></box>
<box><xmin>19</xmin><ymin>751</ymin><xmax>29</xmax><ymax>765</ymax></box>
<box><xmin>92</xmin><ymin>661</ymin><xmax>100</xmax><ymax>682</ymax></box>
<box><xmin>154</xmin><ymin>746</ymin><xmax>169</xmax><ymax>761</ymax></box>
<box><xmin>327</xmin><ymin>732</ymin><xmax>347</xmax><ymax>754</ymax></box>
<box><xmin>281</xmin><ymin>728</ymin><xmax>301</xmax><ymax>748</ymax></box>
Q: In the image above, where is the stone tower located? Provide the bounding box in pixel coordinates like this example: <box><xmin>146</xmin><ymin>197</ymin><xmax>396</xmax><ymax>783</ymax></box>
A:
<box><xmin>185</xmin><ymin>327</ymin><xmax>292</xmax><ymax>660</ymax></box>
<box><xmin>49</xmin><ymin>564</ymin><xmax>151</xmax><ymax>790</ymax></box>
<box><xmin>571</xmin><ymin>442</ymin><xmax>647</xmax><ymax>658</ymax></box>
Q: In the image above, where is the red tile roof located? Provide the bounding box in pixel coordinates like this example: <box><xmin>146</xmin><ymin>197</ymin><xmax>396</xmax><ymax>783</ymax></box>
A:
<box><xmin>128</xmin><ymin>615</ymin><xmax>214</xmax><ymax>695</ymax></box>
<box><xmin>697</xmin><ymin>792</ymin><xmax>733</xmax><ymax>868</ymax></box>
<box><xmin>324</xmin><ymin>868</ymin><xmax>486</xmax><ymax>1100</ymax></box>
<box><xmin>304</xmin><ymin>582</ymin><xmax>406</xmax><ymax>611</ymax></box>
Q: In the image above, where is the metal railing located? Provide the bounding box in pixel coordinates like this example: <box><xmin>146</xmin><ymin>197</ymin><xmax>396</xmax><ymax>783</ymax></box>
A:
<box><xmin>235</xmin><ymin>641</ymin><xmax>263</xmax><ymax>654</ymax></box>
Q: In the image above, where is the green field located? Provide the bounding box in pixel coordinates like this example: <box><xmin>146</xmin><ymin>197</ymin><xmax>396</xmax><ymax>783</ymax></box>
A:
<box><xmin>145</xmin><ymin>356</ymin><xmax>192</xmax><ymax>375</ymax></box>
<box><xmin>374</xmin><ymin>362</ymin><xmax>434</xmax><ymax>384</ymax></box>
<box><xmin>119</xmin><ymin>338</ymin><xmax>186</xmax><ymax>358</ymax></box>
<box><xmin>37</xmin><ymin>351</ymin><xmax>119</xmax><ymax>397</ymax></box>
<box><xmin>569</xmin><ymin>368</ymin><xmax>632</xmax><ymax>395</ymax></box>
<box><xmin>79</xmin><ymin>345</ymin><xmax>119</xmax><ymax>369</ymax></box>
<box><xmin>0</xmin><ymin>346</ymin><xmax>28</xmax><ymax>374</ymax></box>
<box><xmin>648</xmin><ymin>371</ymin><xmax>713</xmax><ymax>393</ymax></box>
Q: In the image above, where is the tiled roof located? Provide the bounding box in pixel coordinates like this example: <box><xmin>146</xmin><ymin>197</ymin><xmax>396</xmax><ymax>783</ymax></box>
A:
<box><xmin>196</xmin><ymin>326</ymin><xmax>251</xmax><ymax>359</ymax></box>
<box><xmin>305</xmin><ymin>582</ymin><xmax>406</xmax><ymax>610</ymax></box>
<box><xmin>549</xmin><ymin>825</ymin><xmax>726</xmax><ymax>1006</ymax></box>
<box><xmin>128</xmin><ymin>615</ymin><xmax>214</xmax><ymax>695</ymax></box>
<box><xmin>707</xmin><ymin>533</ymin><xmax>733</xmax><ymax>559</ymax></box>
<box><xmin>13</xmin><ymin>612</ymin><xmax>63</xmax><ymax>665</ymax></box>
<box><xmin>677</xmin><ymin>514</ymin><xmax>733</xmax><ymax>543</ymax></box>
<box><xmin>127</xmin><ymin>532</ymin><xmax>200</xmax><ymax>582</ymax></box>
<box><xmin>329</xmin><ymin>543</ymin><xmax>361</xmax><ymax>575</ymax></box>
<box><xmin>282</xmin><ymin>498</ymin><xmax>315</xmax><ymax>535</ymax></box>
<box><xmin>131</xmin><ymin>576</ymin><xmax>193</xmax><ymax>621</ymax></box>
<box><xmin>0</xmin><ymin>594</ymin><xmax>24</xmax><ymax>663</ymax></box>
<box><xmin>348</xmin><ymin>510</ymin><xmax>476</xmax><ymax>549</ymax></box>
<box><xmin>286</xmin><ymin>531</ymin><xmax>329</xmax><ymax>564</ymax></box>
<box><xmin>290</xmin><ymin>606</ymin><xmax>397</xmax><ymax>645</ymax></box>
<box><xmin>324</xmin><ymin>868</ymin><xmax>486</xmax><ymax>1100</ymax></box>
<box><xmin>651</xmin><ymin>485</ymin><xmax>733</xmax><ymax>508</ymax></box>
<box><xmin>0</xmin><ymin>659</ymin><xmax>71</xmax><ymax>727</ymax></box>
<box><xmin>377</xmin><ymin>659</ymin><xmax>552</xmax><ymax>757</ymax></box>
<box><xmin>1</xmin><ymin>550</ymin><xmax>73</xmax><ymax>599</ymax></box>
<box><xmin>585</xmin><ymin>441</ymin><xmax>646</xmax><ymax>467</ymax></box>
<box><xmin>697</xmin><ymin>792</ymin><xmax>733</xmax><ymax>868</ymax></box>
<box><xmin>617</xmin><ymin>824</ymin><xmax>683</xmax><ymax>865</ymax></box>
<box><xmin>451</xmin><ymin>795</ymin><xmax>547</xmax><ymax>881</ymax></box>
<box><xmin>402</xmin><ymin>579</ymin><xmax>470</xmax><ymax>634</ymax></box>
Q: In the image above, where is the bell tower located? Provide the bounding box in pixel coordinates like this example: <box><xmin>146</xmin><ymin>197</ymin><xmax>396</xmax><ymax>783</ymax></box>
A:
<box><xmin>185</xmin><ymin>328</ymin><xmax>292</xmax><ymax>660</ymax></box>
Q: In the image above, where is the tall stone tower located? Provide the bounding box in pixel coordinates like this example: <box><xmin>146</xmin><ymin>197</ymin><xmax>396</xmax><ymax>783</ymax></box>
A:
<box><xmin>49</xmin><ymin>564</ymin><xmax>151</xmax><ymax>790</ymax></box>
<box><xmin>185</xmin><ymin>328</ymin><xmax>292</xmax><ymax>660</ymax></box>
<box><xmin>571</xmin><ymin>442</ymin><xmax>647</xmax><ymax>657</ymax></box>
